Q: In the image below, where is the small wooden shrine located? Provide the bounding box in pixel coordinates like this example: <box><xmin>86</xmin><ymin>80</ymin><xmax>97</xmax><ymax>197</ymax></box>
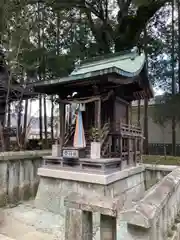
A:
<box><xmin>34</xmin><ymin>47</ymin><xmax>153</xmax><ymax>167</ymax></box>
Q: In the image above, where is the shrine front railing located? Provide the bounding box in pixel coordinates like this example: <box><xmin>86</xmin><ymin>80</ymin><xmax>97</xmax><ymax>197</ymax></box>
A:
<box><xmin>112</xmin><ymin>122</ymin><xmax>142</xmax><ymax>137</ymax></box>
<box><xmin>101</xmin><ymin>121</ymin><xmax>143</xmax><ymax>162</ymax></box>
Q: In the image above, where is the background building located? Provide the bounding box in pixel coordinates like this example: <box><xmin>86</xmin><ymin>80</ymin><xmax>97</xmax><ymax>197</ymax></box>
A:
<box><xmin>132</xmin><ymin>98</ymin><xmax>180</xmax><ymax>155</ymax></box>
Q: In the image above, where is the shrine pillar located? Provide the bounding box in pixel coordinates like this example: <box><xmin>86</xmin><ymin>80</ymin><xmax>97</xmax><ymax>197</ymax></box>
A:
<box><xmin>95</xmin><ymin>98</ymin><xmax>101</xmax><ymax>129</ymax></box>
<box><xmin>93</xmin><ymin>86</ymin><xmax>101</xmax><ymax>129</ymax></box>
<box><xmin>59</xmin><ymin>99</ymin><xmax>65</xmax><ymax>147</ymax></box>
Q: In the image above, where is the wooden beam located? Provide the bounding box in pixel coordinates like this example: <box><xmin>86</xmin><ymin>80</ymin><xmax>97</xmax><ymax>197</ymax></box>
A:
<box><xmin>116</xmin><ymin>96</ymin><xmax>129</xmax><ymax>105</ymax></box>
<box><xmin>108</xmin><ymin>76</ymin><xmax>134</xmax><ymax>85</ymax></box>
<box><xmin>58</xmin><ymin>96</ymin><xmax>100</xmax><ymax>104</ymax></box>
<box><xmin>59</xmin><ymin>99</ymin><xmax>65</xmax><ymax>148</ymax></box>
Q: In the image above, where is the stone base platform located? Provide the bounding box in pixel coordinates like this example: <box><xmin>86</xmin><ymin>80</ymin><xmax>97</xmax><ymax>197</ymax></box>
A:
<box><xmin>35</xmin><ymin>164</ymin><xmax>145</xmax><ymax>214</ymax></box>
<box><xmin>43</xmin><ymin>156</ymin><xmax>132</xmax><ymax>173</ymax></box>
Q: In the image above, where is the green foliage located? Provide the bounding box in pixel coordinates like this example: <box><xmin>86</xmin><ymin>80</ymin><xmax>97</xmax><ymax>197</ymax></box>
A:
<box><xmin>132</xmin><ymin>0</ymin><xmax>154</xmax><ymax>7</ymax></box>
<box><xmin>89</xmin><ymin>127</ymin><xmax>102</xmax><ymax>142</ymax></box>
<box><xmin>0</xmin><ymin>0</ymin><xmax>175</xmax><ymax>95</ymax></box>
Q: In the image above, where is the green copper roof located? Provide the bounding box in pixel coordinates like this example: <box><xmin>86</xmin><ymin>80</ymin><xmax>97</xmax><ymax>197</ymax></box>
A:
<box><xmin>34</xmin><ymin>48</ymin><xmax>148</xmax><ymax>90</ymax></box>
<box><xmin>71</xmin><ymin>49</ymin><xmax>145</xmax><ymax>78</ymax></box>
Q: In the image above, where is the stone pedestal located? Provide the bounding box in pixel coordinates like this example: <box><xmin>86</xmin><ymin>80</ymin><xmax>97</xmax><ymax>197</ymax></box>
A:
<box><xmin>35</xmin><ymin>165</ymin><xmax>145</xmax><ymax>214</ymax></box>
<box><xmin>35</xmin><ymin>163</ymin><xmax>145</xmax><ymax>239</ymax></box>
<box><xmin>52</xmin><ymin>144</ymin><xmax>61</xmax><ymax>157</ymax></box>
<box><xmin>90</xmin><ymin>142</ymin><xmax>101</xmax><ymax>159</ymax></box>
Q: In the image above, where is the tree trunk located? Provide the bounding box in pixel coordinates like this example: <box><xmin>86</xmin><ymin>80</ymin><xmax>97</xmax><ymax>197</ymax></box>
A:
<box><xmin>6</xmin><ymin>102</ymin><xmax>11</xmax><ymax>151</ymax></box>
<box><xmin>43</xmin><ymin>95</ymin><xmax>48</xmax><ymax>148</ymax></box>
<box><xmin>38</xmin><ymin>1</ymin><xmax>43</xmax><ymax>144</ymax></box>
<box><xmin>39</xmin><ymin>95</ymin><xmax>43</xmax><ymax>143</ymax></box>
<box><xmin>143</xmin><ymin>27</ymin><xmax>149</xmax><ymax>155</ymax></box>
<box><xmin>23</xmin><ymin>99</ymin><xmax>28</xmax><ymax>149</ymax></box>
<box><xmin>178</xmin><ymin>0</ymin><xmax>180</xmax><ymax>92</ymax></box>
<box><xmin>50</xmin><ymin>95</ymin><xmax>54</xmax><ymax>142</ymax></box>
<box><xmin>7</xmin><ymin>102</ymin><xmax>11</xmax><ymax>129</ymax></box>
<box><xmin>57</xmin><ymin>12</ymin><xmax>60</xmax><ymax>56</ymax></box>
<box><xmin>171</xmin><ymin>0</ymin><xmax>176</xmax><ymax>156</ymax></box>
<box><xmin>17</xmin><ymin>100</ymin><xmax>23</xmax><ymax>149</ymax></box>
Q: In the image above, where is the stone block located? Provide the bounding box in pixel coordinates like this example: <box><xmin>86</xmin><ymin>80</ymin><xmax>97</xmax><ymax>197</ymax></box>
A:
<box><xmin>77</xmin><ymin>182</ymin><xmax>104</xmax><ymax>197</ymax></box>
<box><xmin>126</xmin><ymin>173</ymin><xmax>141</xmax><ymax>189</ymax></box>
<box><xmin>0</xmin><ymin>150</ymin><xmax>49</xmax><ymax>207</ymax></box>
<box><xmin>65</xmin><ymin>208</ymin><xmax>92</xmax><ymax>240</ymax></box>
<box><xmin>64</xmin><ymin>192</ymin><xmax>122</xmax><ymax>217</ymax></box>
<box><xmin>124</xmin><ymin>183</ymin><xmax>145</xmax><ymax>209</ymax></box>
<box><xmin>0</xmin><ymin>150</ymin><xmax>51</xmax><ymax>161</ymax></box>
<box><xmin>52</xmin><ymin>144</ymin><xmax>61</xmax><ymax>157</ymax></box>
<box><xmin>100</xmin><ymin>214</ymin><xmax>116</xmax><ymax>240</ymax></box>
<box><xmin>120</xmin><ymin>167</ymin><xmax>180</xmax><ymax>240</ymax></box>
<box><xmin>8</xmin><ymin>161</ymin><xmax>20</xmax><ymax>204</ymax></box>
<box><xmin>0</xmin><ymin>162</ymin><xmax>8</xmax><ymax>206</ymax></box>
<box><xmin>127</xmin><ymin>224</ymin><xmax>151</xmax><ymax>240</ymax></box>
<box><xmin>107</xmin><ymin>178</ymin><xmax>127</xmax><ymax>198</ymax></box>
<box><xmin>90</xmin><ymin>142</ymin><xmax>101</xmax><ymax>159</ymax></box>
<box><xmin>121</xmin><ymin>160</ymin><xmax>128</xmax><ymax>170</ymax></box>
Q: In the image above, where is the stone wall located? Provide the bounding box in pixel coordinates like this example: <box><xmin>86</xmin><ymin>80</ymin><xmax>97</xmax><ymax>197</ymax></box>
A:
<box><xmin>132</xmin><ymin>104</ymin><xmax>180</xmax><ymax>144</ymax></box>
<box><xmin>144</xmin><ymin>164</ymin><xmax>177</xmax><ymax>190</ymax></box>
<box><xmin>169</xmin><ymin>223</ymin><xmax>180</xmax><ymax>240</ymax></box>
<box><xmin>0</xmin><ymin>150</ymin><xmax>51</xmax><ymax>206</ymax></box>
<box><xmin>121</xmin><ymin>167</ymin><xmax>180</xmax><ymax>240</ymax></box>
<box><xmin>35</xmin><ymin>165</ymin><xmax>145</xmax><ymax>214</ymax></box>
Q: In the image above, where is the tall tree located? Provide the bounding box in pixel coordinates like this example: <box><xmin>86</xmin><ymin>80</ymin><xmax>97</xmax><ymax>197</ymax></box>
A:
<box><xmin>143</xmin><ymin>27</ymin><xmax>149</xmax><ymax>155</ymax></box>
<box><xmin>171</xmin><ymin>0</ymin><xmax>176</xmax><ymax>155</ymax></box>
<box><xmin>37</xmin><ymin>2</ymin><xmax>43</xmax><ymax>143</ymax></box>
<box><xmin>178</xmin><ymin>0</ymin><xmax>180</xmax><ymax>92</ymax></box>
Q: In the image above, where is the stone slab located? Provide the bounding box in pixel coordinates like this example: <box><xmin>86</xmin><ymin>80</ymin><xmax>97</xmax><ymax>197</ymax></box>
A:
<box><xmin>64</xmin><ymin>192</ymin><xmax>124</xmax><ymax>216</ymax></box>
<box><xmin>17</xmin><ymin>231</ymin><xmax>56</xmax><ymax>240</ymax></box>
<box><xmin>0</xmin><ymin>150</ymin><xmax>51</xmax><ymax>161</ymax></box>
<box><xmin>0</xmin><ymin>234</ymin><xmax>15</xmax><ymax>240</ymax></box>
<box><xmin>43</xmin><ymin>156</ymin><xmax>121</xmax><ymax>164</ymax></box>
<box><xmin>144</xmin><ymin>164</ymin><xmax>178</xmax><ymax>172</ymax></box>
<box><xmin>120</xmin><ymin>167</ymin><xmax>180</xmax><ymax>230</ymax></box>
<box><xmin>0</xmin><ymin>203</ymin><xmax>63</xmax><ymax>240</ymax></box>
<box><xmin>38</xmin><ymin>165</ymin><xmax>145</xmax><ymax>185</ymax></box>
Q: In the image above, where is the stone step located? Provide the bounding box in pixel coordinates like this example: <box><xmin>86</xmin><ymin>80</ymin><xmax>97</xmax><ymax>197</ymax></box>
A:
<box><xmin>0</xmin><ymin>234</ymin><xmax>15</xmax><ymax>240</ymax></box>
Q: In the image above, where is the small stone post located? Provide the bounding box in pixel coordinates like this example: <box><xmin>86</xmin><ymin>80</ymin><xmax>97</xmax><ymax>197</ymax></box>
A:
<box><xmin>100</xmin><ymin>214</ymin><xmax>116</xmax><ymax>240</ymax></box>
<box><xmin>65</xmin><ymin>208</ymin><xmax>93</xmax><ymax>240</ymax></box>
<box><xmin>133</xmin><ymin>138</ymin><xmax>137</xmax><ymax>165</ymax></box>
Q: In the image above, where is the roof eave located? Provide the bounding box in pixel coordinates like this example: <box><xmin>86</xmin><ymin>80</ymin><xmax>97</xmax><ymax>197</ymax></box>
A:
<box><xmin>34</xmin><ymin>66</ymin><xmax>142</xmax><ymax>93</ymax></box>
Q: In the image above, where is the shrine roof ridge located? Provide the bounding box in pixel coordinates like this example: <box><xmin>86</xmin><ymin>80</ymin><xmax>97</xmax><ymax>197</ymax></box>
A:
<box><xmin>80</xmin><ymin>48</ymin><xmax>139</xmax><ymax>65</ymax></box>
<box><xmin>71</xmin><ymin>47</ymin><xmax>144</xmax><ymax>76</ymax></box>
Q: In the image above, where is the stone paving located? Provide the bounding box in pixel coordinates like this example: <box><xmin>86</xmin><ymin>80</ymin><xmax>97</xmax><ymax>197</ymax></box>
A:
<box><xmin>0</xmin><ymin>201</ymin><xmax>131</xmax><ymax>240</ymax></box>
<box><xmin>0</xmin><ymin>202</ymin><xmax>63</xmax><ymax>240</ymax></box>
